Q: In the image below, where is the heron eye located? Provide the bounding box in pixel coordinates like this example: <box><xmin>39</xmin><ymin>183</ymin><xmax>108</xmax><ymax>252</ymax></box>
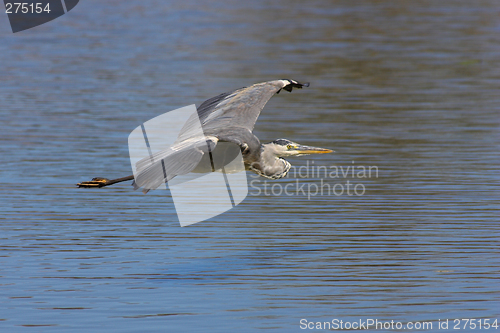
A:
<box><xmin>286</xmin><ymin>145</ymin><xmax>292</xmax><ymax>150</ymax></box>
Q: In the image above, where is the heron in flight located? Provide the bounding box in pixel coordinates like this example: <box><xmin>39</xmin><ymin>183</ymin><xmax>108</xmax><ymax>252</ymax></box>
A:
<box><xmin>77</xmin><ymin>79</ymin><xmax>333</xmax><ymax>192</ymax></box>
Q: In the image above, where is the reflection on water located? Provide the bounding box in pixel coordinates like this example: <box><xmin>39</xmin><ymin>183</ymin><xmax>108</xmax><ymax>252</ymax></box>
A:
<box><xmin>1</xmin><ymin>0</ymin><xmax>499</xmax><ymax>331</ymax></box>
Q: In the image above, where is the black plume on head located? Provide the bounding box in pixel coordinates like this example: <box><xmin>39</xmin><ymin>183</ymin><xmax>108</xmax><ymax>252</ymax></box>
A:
<box><xmin>272</xmin><ymin>138</ymin><xmax>293</xmax><ymax>146</ymax></box>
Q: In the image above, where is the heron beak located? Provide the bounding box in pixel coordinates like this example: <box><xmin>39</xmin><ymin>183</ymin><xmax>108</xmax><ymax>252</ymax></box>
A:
<box><xmin>295</xmin><ymin>145</ymin><xmax>334</xmax><ymax>155</ymax></box>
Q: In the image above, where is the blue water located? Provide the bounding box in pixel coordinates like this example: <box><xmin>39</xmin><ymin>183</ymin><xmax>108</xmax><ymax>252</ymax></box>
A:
<box><xmin>1</xmin><ymin>0</ymin><xmax>499</xmax><ymax>331</ymax></box>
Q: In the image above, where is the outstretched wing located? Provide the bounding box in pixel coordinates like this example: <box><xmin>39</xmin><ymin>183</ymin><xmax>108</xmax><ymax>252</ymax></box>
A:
<box><xmin>197</xmin><ymin>79</ymin><xmax>309</xmax><ymax>134</ymax></box>
<box><xmin>133</xmin><ymin>136</ymin><xmax>218</xmax><ymax>192</ymax></box>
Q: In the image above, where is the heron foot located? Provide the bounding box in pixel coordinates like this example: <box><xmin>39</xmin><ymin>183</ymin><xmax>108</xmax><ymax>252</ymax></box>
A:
<box><xmin>76</xmin><ymin>177</ymin><xmax>110</xmax><ymax>188</ymax></box>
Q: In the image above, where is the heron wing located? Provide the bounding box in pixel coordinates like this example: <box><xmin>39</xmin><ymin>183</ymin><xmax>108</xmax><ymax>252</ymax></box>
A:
<box><xmin>197</xmin><ymin>79</ymin><xmax>309</xmax><ymax>133</ymax></box>
<box><xmin>133</xmin><ymin>136</ymin><xmax>218</xmax><ymax>192</ymax></box>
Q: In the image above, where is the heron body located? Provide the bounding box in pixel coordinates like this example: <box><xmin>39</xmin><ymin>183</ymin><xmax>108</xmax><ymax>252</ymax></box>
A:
<box><xmin>77</xmin><ymin>79</ymin><xmax>332</xmax><ymax>191</ymax></box>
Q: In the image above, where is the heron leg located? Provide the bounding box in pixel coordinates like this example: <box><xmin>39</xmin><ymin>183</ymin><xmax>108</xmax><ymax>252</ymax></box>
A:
<box><xmin>76</xmin><ymin>177</ymin><xmax>111</xmax><ymax>188</ymax></box>
<box><xmin>77</xmin><ymin>175</ymin><xmax>134</xmax><ymax>188</ymax></box>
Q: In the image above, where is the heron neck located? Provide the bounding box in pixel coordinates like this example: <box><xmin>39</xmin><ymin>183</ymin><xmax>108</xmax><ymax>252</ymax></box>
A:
<box><xmin>248</xmin><ymin>144</ymin><xmax>291</xmax><ymax>179</ymax></box>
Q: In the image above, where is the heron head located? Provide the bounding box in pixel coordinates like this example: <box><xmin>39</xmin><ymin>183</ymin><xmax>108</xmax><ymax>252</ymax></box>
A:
<box><xmin>268</xmin><ymin>139</ymin><xmax>333</xmax><ymax>157</ymax></box>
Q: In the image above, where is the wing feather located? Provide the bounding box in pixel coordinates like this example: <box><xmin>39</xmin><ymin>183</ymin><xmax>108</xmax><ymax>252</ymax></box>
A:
<box><xmin>198</xmin><ymin>79</ymin><xmax>309</xmax><ymax>132</ymax></box>
<box><xmin>133</xmin><ymin>137</ymin><xmax>217</xmax><ymax>192</ymax></box>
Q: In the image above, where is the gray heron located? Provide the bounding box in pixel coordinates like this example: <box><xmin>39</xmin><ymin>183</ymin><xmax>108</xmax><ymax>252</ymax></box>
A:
<box><xmin>77</xmin><ymin>79</ymin><xmax>333</xmax><ymax>192</ymax></box>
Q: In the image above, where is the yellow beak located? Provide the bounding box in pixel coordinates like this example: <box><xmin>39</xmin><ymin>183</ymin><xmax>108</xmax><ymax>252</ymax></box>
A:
<box><xmin>295</xmin><ymin>145</ymin><xmax>334</xmax><ymax>154</ymax></box>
